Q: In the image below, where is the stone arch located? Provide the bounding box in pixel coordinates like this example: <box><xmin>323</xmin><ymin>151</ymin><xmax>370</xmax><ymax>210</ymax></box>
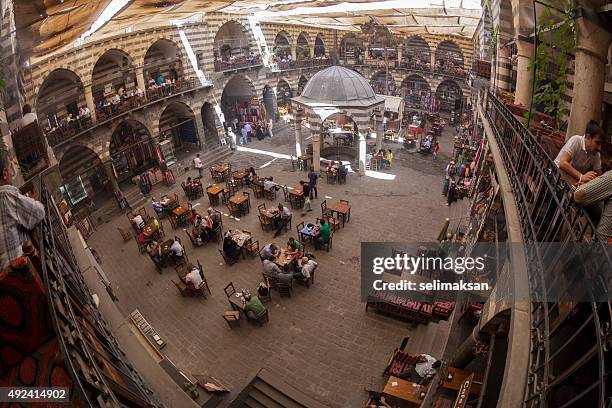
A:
<box><xmin>274</xmin><ymin>31</ymin><xmax>292</xmax><ymax>58</ymax></box>
<box><xmin>158</xmin><ymin>101</ymin><xmax>198</xmax><ymax>151</ymax></box>
<box><xmin>214</xmin><ymin>20</ymin><xmax>253</xmax><ymax>60</ymax></box>
<box><xmin>297</xmin><ymin>75</ymin><xmax>309</xmax><ymax>95</ymax></box>
<box><xmin>91</xmin><ymin>48</ymin><xmax>137</xmax><ymax>105</ymax></box>
<box><xmin>262</xmin><ymin>84</ymin><xmax>277</xmax><ymax>122</ymax></box>
<box><xmin>35</xmin><ymin>68</ymin><xmax>86</xmax><ymax>127</ymax></box>
<box><xmin>403</xmin><ymin>35</ymin><xmax>431</xmax><ymax>68</ymax></box>
<box><xmin>296</xmin><ymin>32</ymin><xmax>311</xmax><ymax>60</ymax></box>
<box><xmin>109</xmin><ymin>119</ymin><xmax>156</xmax><ymax>181</ymax></box>
<box><xmin>435</xmin><ymin>79</ymin><xmax>463</xmax><ymax>112</ymax></box>
<box><xmin>401</xmin><ymin>74</ymin><xmax>432</xmax><ymax>110</ymax></box>
<box><xmin>435</xmin><ymin>40</ymin><xmax>465</xmax><ymax>71</ymax></box>
<box><xmin>370</xmin><ymin>70</ymin><xmax>396</xmax><ymax>95</ymax></box>
<box><xmin>339</xmin><ymin>33</ymin><xmax>364</xmax><ymax>60</ymax></box>
<box><xmin>142</xmin><ymin>38</ymin><xmax>184</xmax><ymax>83</ymax></box>
<box><xmin>277</xmin><ymin>78</ymin><xmax>293</xmax><ymax>111</ymax></box>
<box><xmin>201</xmin><ymin>102</ymin><xmax>220</xmax><ymax>145</ymax></box>
<box><xmin>314</xmin><ymin>34</ymin><xmax>326</xmax><ymax>57</ymax></box>
<box><xmin>58</xmin><ymin>144</ymin><xmax>107</xmax><ymax>202</ymax></box>
<box><xmin>220</xmin><ymin>74</ymin><xmax>257</xmax><ymax>124</ymax></box>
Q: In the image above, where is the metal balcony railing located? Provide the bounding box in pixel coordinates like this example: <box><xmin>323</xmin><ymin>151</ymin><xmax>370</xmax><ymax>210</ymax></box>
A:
<box><xmin>37</xmin><ymin>173</ymin><xmax>160</xmax><ymax>407</ymax></box>
<box><xmin>213</xmin><ymin>55</ymin><xmax>262</xmax><ymax>72</ymax></box>
<box><xmin>483</xmin><ymin>92</ymin><xmax>611</xmax><ymax>408</ymax></box>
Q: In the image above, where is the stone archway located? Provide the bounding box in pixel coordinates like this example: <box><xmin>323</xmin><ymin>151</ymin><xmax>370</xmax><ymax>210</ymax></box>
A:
<box><xmin>36</xmin><ymin>68</ymin><xmax>86</xmax><ymax>129</ymax></box>
<box><xmin>314</xmin><ymin>35</ymin><xmax>326</xmax><ymax>57</ymax></box>
<box><xmin>274</xmin><ymin>31</ymin><xmax>292</xmax><ymax>59</ymax></box>
<box><xmin>58</xmin><ymin>145</ymin><xmax>106</xmax><ymax>204</ymax></box>
<box><xmin>435</xmin><ymin>80</ymin><xmax>463</xmax><ymax>113</ymax></box>
<box><xmin>214</xmin><ymin>20</ymin><xmax>252</xmax><ymax>62</ymax></box>
<box><xmin>159</xmin><ymin>101</ymin><xmax>198</xmax><ymax>154</ymax></box>
<box><xmin>91</xmin><ymin>49</ymin><xmax>136</xmax><ymax>105</ymax></box>
<box><xmin>370</xmin><ymin>70</ymin><xmax>396</xmax><ymax>95</ymax></box>
<box><xmin>110</xmin><ymin>120</ymin><xmax>156</xmax><ymax>182</ymax></box>
<box><xmin>435</xmin><ymin>40</ymin><xmax>465</xmax><ymax>73</ymax></box>
<box><xmin>143</xmin><ymin>39</ymin><xmax>183</xmax><ymax>85</ymax></box>
<box><xmin>401</xmin><ymin>74</ymin><xmax>431</xmax><ymax>110</ymax></box>
<box><xmin>221</xmin><ymin>74</ymin><xmax>258</xmax><ymax>126</ymax></box>
<box><xmin>339</xmin><ymin>33</ymin><xmax>364</xmax><ymax>63</ymax></box>
<box><xmin>201</xmin><ymin>102</ymin><xmax>220</xmax><ymax>146</ymax></box>
<box><xmin>277</xmin><ymin>79</ymin><xmax>293</xmax><ymax>113</ymax></box>
<box><xmin>403</xmin><ymin>36</ymin><xmax>431</xmax><ymax>69</ymax></box>
<box><xmin>297</xmin><ymin>75</ymin><xmax>309</xmax><ymax>95</ymax></box>
<box><xmin>296</xmin><ymin>32</ymin><xmax>311</xmax><ymax>61</ymax></box>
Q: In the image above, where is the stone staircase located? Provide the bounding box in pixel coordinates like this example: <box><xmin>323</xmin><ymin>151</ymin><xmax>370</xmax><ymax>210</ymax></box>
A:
<box><xmin>228</xmin><ymin>369</ymin><xmax>328</xmax><ymax>408</ymax></box>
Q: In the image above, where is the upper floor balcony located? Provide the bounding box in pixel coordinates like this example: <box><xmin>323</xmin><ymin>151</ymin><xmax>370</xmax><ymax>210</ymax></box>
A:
<box><xmin>274</xmin><ymin>57</ymin><xmax>333</xmax><ymax>72</ymax></box>
<box><xmin>214</xmin><ymin>55</ymin><xmax>263</xmax><ymax>73</ymax></box>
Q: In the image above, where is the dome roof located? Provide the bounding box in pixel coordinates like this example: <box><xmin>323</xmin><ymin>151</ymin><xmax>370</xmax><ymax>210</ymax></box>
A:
<box><xmin>296</xmin><ymin>66</ymin><xmax>382</xmax><ymax>107</ymax></box>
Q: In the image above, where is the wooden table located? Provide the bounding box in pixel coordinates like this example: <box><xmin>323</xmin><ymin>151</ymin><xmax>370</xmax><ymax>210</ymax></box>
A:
<box><xmin>298</xmin><ymin>155</ymin><xmax>311</xmax><ymax>171</ymax></box>
<box><xmin>207</xmin><ymin>184</ymin><xmax>224</xmax><ymax>205</ymax></box>
<box><xmin>229</xmin><ymin>194</ymin><xmax>249</xmax><ymax>206</ymax></box>
<box><xmin>274</xmin><ymin>249</ymin><xmax>298</xmax><ymax>270</ymax></box>
<box><xmin>230</xmin><ymin>230</ymin><xmax>252</xmax><ymax>250</ymax></box>
<box><xmin>161</xmin><ymin>196</ymin><xmax>176</xmax><ymax>207</ymax></box>
<box><xmin>160</xmin><ymin>239</ymin><xmax>174</xmax><ymax>255</ymax></box>
<box><xmin>299</xmin><ymin>223</ymin><xmax>320</xmax><ymax>242</ymax></box>
<box><xmin>142</xmin><ymin>223</ymin><xmax>159</xmax><ymax>238</ymax></box>
<box><xmin>441</xmin><ymin>367</ymin><xmax>483</xmax><ymax>395</ymax></box>
<box><xmin>233</xmin><ymin>171</ymin><xmax>249</xmax><ymax>185</ymax></box>
<box><xmin>260</xmin><ymin>208</ymin><xmax>279</xmax><ymax>220</ymax></box>
<box><xmin>211</xmin><ymin>164</ymin><xmax>229</xmax><ymax>174</ymax></box>
<box><xmin>289</xmin><ymin>186</ymin><xmax>304</xmax><ymax>197</ymax></box>
<box><xmin>329</xmin><ymin>201</ymin><xmax>352</xmax><ymax>227</ymax></box>
<box><xmin>383</xmin><ymin>376</ymin><xmax>425</xmax><ymax>404</ymax></box>
<box><xmin>228</xmin><ymin>291</ymin><xmax>247</xmax><ymax>312</ymax></box>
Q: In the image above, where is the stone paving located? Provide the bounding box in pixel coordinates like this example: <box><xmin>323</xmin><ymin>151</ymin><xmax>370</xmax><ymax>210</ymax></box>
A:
<box><xmin>88</xmin><ymin>123</ymin><xmax>468</xmax><ymax>407</ymax></box>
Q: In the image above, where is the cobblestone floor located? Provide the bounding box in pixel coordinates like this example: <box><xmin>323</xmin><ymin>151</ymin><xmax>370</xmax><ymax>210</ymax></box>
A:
<box><xmin>88</xmin><ymin>124</ymin><xmax>468</xmax><ymax>407</ymax></box>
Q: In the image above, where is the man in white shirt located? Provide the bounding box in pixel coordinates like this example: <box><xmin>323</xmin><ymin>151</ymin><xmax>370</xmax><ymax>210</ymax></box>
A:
<box><xmin>20</xmin><ymin>105</ymin><xmax>38</xmax><ymax>128</ymax></box>
<box><xmin>294</xmin><ymin>256</ymin><xmax>317</xmax><ymax>281</ymax></box>
<box><xmin>554</xmin><ymin>120</ymin><xmax>603</xmax><ymax>184</ymax></box>
<box><xmin>184</xmin><ymin>267</ymin><xmax>203</xmax><ymax>288</ymax></box>
<box><xmin>273</xmin><ymin>203</ymin><xmax>292</xmax><ymax>238</ymax></box>
<box><xmin>263</xmin><ymin>177</ymin><xmax>278</xmax><ymax>192</ymax></box>
<box><xmin>193</xmin><ymin>153</ymin><xmax>203</xmax><ymax>177</ymax></box>
<box><xmin>170</xmin><ymin>239</ymin><xmax>183</xmax><ymax>258</ymax></box>
<box><xmin>396</xmin><ymin>354</ymin><xmax>441</xmax><ymax>384</ymax></box>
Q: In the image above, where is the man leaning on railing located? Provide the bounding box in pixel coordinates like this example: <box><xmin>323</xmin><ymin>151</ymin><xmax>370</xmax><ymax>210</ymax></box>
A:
<box><xmin>574</xmin><ymin>169</ymin><xmax>612</xmax><ymax>242</ymax></box>
<box><xmin>0</xmin><ymin>150</ymin><xmax>45</xmax><ymax>269</ymax></box>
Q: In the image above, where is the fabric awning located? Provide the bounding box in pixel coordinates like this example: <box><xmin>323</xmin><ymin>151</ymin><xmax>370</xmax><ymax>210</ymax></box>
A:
<box><xmin>379</xmin><ymin>95</ymin><xmax>404</xmax><ymax>114</ymax></box>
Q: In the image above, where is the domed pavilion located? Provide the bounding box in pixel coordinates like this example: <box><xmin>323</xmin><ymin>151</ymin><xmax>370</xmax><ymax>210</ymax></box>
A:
<box><xmin>291</xmin><ymin>66</ymin><xmax>385</xmax><ymax>174</ymax></box>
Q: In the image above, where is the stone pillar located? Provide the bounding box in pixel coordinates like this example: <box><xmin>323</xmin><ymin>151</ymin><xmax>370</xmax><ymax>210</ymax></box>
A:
<box><xmin>431</xmin><ymin>50</ymin><xmax>436</xmax><ymax>70</ymax></box>
<box><xmin>312</xmin><ymin>132</ymin><xmax>321</xmax><ymax>172</ymax></box>
<box><xmin>84</xmin><ymin>85</ymin><xmax>97</xmax><ymax>122</ymax></box>
<box><xmin>566</xmin><ymin>12</ymin><xmax>612</xmax><ymax>140</ymax></box>
<box><xmin>104</xmin><ymin>161</ymin><xmax>121</xmax><ymax>194</ymax></box>
<box><xmin>363</xmin><ymin>43</ymin><xmax>369</xmax><ymax>60</ymax></box>
<box><xmin>451</xmin><ymin>326</ymin><xmax>484</xmax><ymax>369</ymax></box>
<box><xmin>136</xmin><ymin>66</ymin><xmax>146</xmax><ymax>91</ymax></box>
<box><xmin>193</xmin><ymin>112</ymin><xmax>206</xmax><ymax>149</ymax></box>
<box><xmin>495</xmin><ymin>45</ymin><xmax>513</xmax><ymax>92</ymax></box>
<box><xmin>397</xmin><ymin>47</ymin><xmax>403</xmax><ymax>65</ymax></box>
<box><xmin>514</xmin><ymin>38</ymin><xmax>534</xmax><ymax>107</ymax></box>
<box><xmin>375</xmin><ymin>112</ymin><xmax>383</xmax><ymax>151</ymax></box>
<box><xmin>358</xmin><ymin>132</ymin><xmax>366</xmax><ymax>175</ymax></box>
<box><xmin>294</xmin><ymin>114</ymin><xmax>303</xmax><ymax>157</ymax></box>
<box><xmin>291</xmin><ymin>46</ymin><xmax>297</xmax><ymax>62</ymax></box>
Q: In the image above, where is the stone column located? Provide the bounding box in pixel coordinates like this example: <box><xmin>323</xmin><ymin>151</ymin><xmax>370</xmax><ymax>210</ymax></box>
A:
<box><xmin>291</xmin><ymin>46</ymin><xmax>297</xmax><ymax>62</ymax></box>
<box><xmin>294</xmin><ymin>113</ymin><xmax>303</xmax><ymax>157</ymax></box>
<box><xmin>431</xmin><ymin>50</ymin><xmax>436</xmax><ymax>70</ymax></box>
<box><xmin>375</xmin><ymin>112</ymin><xmax>383</xmax><ymax>151</ymax></box>
<box><xmin>514</xmin><ymin>38</ymin><xmax>534</xmax><ymax>107</ymax></box>
<box><xmin>566</xmin><ymin>12</ymin><xmax>612</xmax><ymax>139</ymax></box>
<box><xmin>84</xmin><ymin>85</ymin><xmax>97</xmax><ymax>122</ymax></box>
<box><xmin>358</xmin><ymin>131</ymin><xmax>366</xmax><ymax>175</ymax></box>
<box><xmin>193</xmin><ymin>112</ymin><xmax>206</xmax><ymax>149</ymax></box>
<box><xmin>363</xmin><ymin>42</ymin><xmax>369</xmax><ymax>60</ymax></box>
<box><xmin>104</xmin><ymin>161</ymin><xmax>121</xmax><ymax>194</ymax></box>
<box><xmin>495</xmin><ymin>45</ymin><xmax>513</xmax><ymax>92</ymax></box>
<box><xmin>397</xmin><ymin>46</ymin><xmax>403</xmax><ymax>66</ymax></box>
<box><xmin>136</xmin><ymin>66</ymin><xmax>146</xmax><ymax>91</ymax></box>
<box><xmin>312</xmin><ymin>131</ymin><xmax>321</xmax><ymax>172</ymax></box>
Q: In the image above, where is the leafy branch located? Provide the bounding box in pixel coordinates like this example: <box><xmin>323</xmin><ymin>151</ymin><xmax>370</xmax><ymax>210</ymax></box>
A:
<box><xmin>486</xmin><ymin>3</ymin><xmax>499</xmax><ymax>60</ymax></box>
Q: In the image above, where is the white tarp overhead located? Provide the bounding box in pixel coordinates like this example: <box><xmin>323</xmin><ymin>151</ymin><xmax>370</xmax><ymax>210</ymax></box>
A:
<box><xmin>378</xmin><ymin>95</ymin><xmax>404</xmax><ymax>114</ymax></box>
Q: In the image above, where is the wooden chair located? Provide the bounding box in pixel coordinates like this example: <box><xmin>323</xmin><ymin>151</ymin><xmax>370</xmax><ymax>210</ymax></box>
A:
<box><xmin>224</xmin><ymin>282</ymin><xmax>236</xmax><ymax>298</ymax></box>
<box><xmin>259</xmin><ymin>214</ymin><xmax>273</xmax><ymax>231</ymax></box>
<box><xmin>319</xmin><ymin>215</ymin><xmax>340</xmax><ymax>232</ymax></box>
<box><xmin>296</xmin><ymin>221</ymin><xmax>305</xmax><ymax>238</ymax></box>
<box><xmin>290</xmin><ymin>155</ymin><xmax>298</xmax><ymax>170</ymax></box>
<box><xmin>226</xmin><ymin>202</ymin><xmax>241</xmax><ymax>218</ymax></box>
<box><xmin>264</xmin><ymin>186</ymin><xmax>277</xmax><ymax>201</ymax></box>
<box><xmin>245</xmin><ymin>240</ymin><xmax>260</xmax><ymax>258</ymax></box>
<box><xmin>219</xmin><ymin>249</ymin><xmax>238</xmax><ymax>265</ymax></box>
<box><xmin>259</xmin><ymin>278</ymin><xmax>273</xmax><ymax>303</ymax></box>
<box><xmin>321</xmin><ymin>200</ymin><xmax>333</xmax><ymax>218</ymax></box>
<box><xmin>186</xmin><ymin>229</ymin><xmax>203</xmax><ymax>248</ymax></box>
<box><xmin>277</xmin><ymin>280</ymin><xmax>292</xmax><ymax>298</ymax></box>
<box><xmin>295</xmin><ymin>264</ymin><xmax>316</xmax><ymax>288</ymax></box>
<box><xmin>172</xmin><ymin>279</ymin><xmax>191</xmax><ymax>297</ymax></box>
<box><xmin>282</xmin><ymin>185</ymin><xmax>290</xmax><ymax>202</ymax></box>
<box><xmin>257</xmin><ymin>203</ymin><xmax>267</xmax><ymax>213</ymax></box>
<box><xmin>252</xmin><ymin>182</ymin><xmax>264</xmax><ymax>199</ymax></box>
<box><xmin>248</xmin><ymin>308</ymin><xmax>269</xmax><ymax>326</ymax></box>
<box><xmin>319</xmin><ymin>231</ymin><xmax>333</xmax><ymax>252</ymax></box>
<box><xmin>241</xmin><ymin>191</ymin><xmax>251</xmax><ymax>209</ymax></box>
<box><xmin>118</xmin><ymin>227</ymin><xmax>132</xmax><ymax>242</ymax></box>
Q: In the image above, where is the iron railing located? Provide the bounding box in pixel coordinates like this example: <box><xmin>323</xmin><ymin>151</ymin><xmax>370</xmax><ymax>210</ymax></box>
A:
<box><xmin>38</xmin><ymin>172</ymin><xmax>160</xmax><ymax>407</ymax></box>
<box><xmin>484</xmin><ymin>92</ymin><xmax>611</xmax><ymax>408</ymax></box>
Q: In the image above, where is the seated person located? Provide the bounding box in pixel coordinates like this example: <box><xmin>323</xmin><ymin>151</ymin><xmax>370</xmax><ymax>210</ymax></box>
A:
<box><xmin>263</xmin><ymin>176</ymin><xmax>279</xmax><ymax>192</ymax></box>
<box><xmin>132</xmin><ymin>214</ymin><xmax>145</xmax><ymax>229</ymax></box>
<box><xmin>262</xmin><ymin>257</ymin><xmax>293</xmax><ymax>284</ymax></box>
<box><xmin>147</xmin><ymin>241</ymin><xmax>163</xmax><ymax>266</ymax></box>
<box><xmin>208</xmin><ymin>207</ymin><xmax>221</xmax><ymax>228</ymax></box>
<box><xmin>169</xmin><ymin>238</ymin><xmax>184</xmax><ymax>262</ymax></box>
<box><xmin>294</xmin><ymin>256</ymin><xmax>316</xmax><ymax>281</ymax></box>
<box><xmin>243</xmin><ymin>292</ymin><xmax>266</xmax><ymax>320</ymax></box>
<box><xmin>187</xmin><ymin>209</ymin><xmax>198</xmax><ymax>225</ymax></box>
<box><xmin>184</xmin><ymin>267</ymin><xmax>203</xmax><ymax>288</ymax></box>
<box><xmin>315</xmin><ymin>219</ymin><xmax>331</xmax><ymax>249</ymax></box>
<box><xmin>273</xmin><ymin>204</ymin><xmax>292</xmax><ymax>238</ymax></box>
<box><xmin>260</xmin><ymin>243</ymin><xmax>279</xmax><ymax>259</ymax></box>
<box><xmin>202</xmin><ymin>214</ymin><xmax>216</xmax><ymax>240</ymax></box>
<box><xmin>247</xmin><ymin>166</ymin><xmax>257</xmax><ymax>183</ymax></box>
<box><xmin>193</xmin><ymin>215</ymin><xmax>204</xmax><ymax>240</ymax></box>
<box><xmin>152</xmin><ymin>198</ymin><xmax>164</xmax><ymax>215</ymax></box>
<box><xmin>364</xmin><ymin>393</ymin><xmax>392</xmax><ymax>408</ymax></box>
<box><xmin>286</xmin><ymin>237</ymin><xmax>302</xmax><ymax>257</ymax></box>
<box><xmin>554</xmin><ymin>120</ymin><xmax>603</xmax><ymax>184</ymax></box>
<box><xmin>222</xmin><ymin>233</ymin><xmax>241</xmax><ymax>260</ymax></box>
<box><xmin>395</xmin><ymin>354</ymin><xmax>441</xmax><ymax>384</ymax></box>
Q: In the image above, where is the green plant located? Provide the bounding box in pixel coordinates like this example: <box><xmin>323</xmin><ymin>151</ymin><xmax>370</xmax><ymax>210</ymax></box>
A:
<box><xmin>183</xmin><ymin>382</ymin><xmax>199</xmax><ymax>399</ymax></box>
<box><xmin>528</xmin><ymin>1</ymin><xmax>575</xmax><ymax>127</ymax></box>
<box><xmin>486</xmin><ymin>3</ymin><xmax>499</xmax><ymax>60</ymax></box>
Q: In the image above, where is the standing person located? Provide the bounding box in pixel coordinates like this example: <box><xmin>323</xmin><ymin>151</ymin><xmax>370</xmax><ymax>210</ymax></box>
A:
<box><xmin>0</xmin><ymin>150</ymin><xmax>45</xmax><ymax>269</ymax></box>
<box><xmin>244</xmin><ymin>122</ymin><xmax>253</xmax><ymax>141</ymax></box>
<box><xmin>300</xmin><ymin>181</ymin><xmax>312</xmax><ymax>214</ymax></box>
<box><xmin>193</xmin><ymin>154</ymin><xmax>203</xmax><ymax>178</ymax></box>
<box><xmin>432</xmin><ymin>142</ymin><xmax>440</xmax><ymax>160</ymax></box>
<box><xmin>307</xmin><ymin>166</ymin><xmax>318</xmax><ymax>199</ymax></box>
<box><xmin>20</xmin><ymin>104</ymin><xmax>38</xmax><ymax>127</ymax></box>
<box><xmin>256</xmin><ymin>124</ymin><xmax>264</xmax><ymax>141</ymax></box>
<box><xmin>273</xmin><ymin>203</ymin><xmax>292</xmax><ymax>238</ymax></box>
<box><xmin>240</xmin><ymin>124</ymin><xmax>248</xmax><ymax>145</ymax></box>
<box><xmin>447</xmin><ymin>180</ymin><xmax>457</xmax><ymax>206</ymax></box>
<box><xmin>227</xmin><ymin>127</ymin><xmax>237</xmax><ymax>150</ymax></box>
